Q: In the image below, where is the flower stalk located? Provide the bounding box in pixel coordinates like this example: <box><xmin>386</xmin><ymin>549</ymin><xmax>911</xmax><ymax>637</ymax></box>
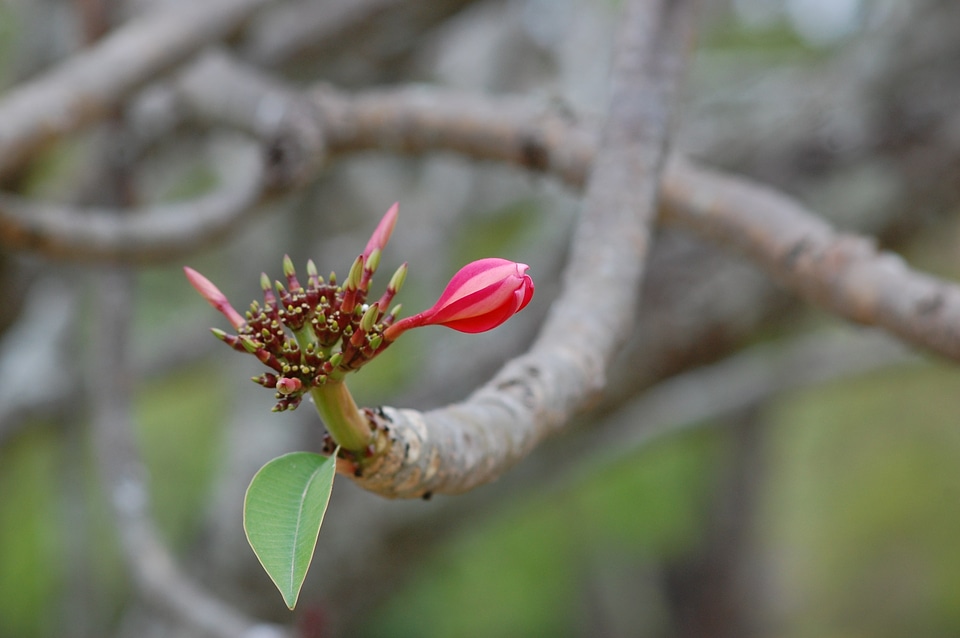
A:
<box><xmin>309</xmin><ymin>381</ymin><xmax>372</xmax><ymax>451</ymax></box>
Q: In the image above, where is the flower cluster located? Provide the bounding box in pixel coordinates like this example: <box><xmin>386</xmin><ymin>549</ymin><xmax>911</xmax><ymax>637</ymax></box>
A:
<box><xmin>185</xmin><ymin>203</ymin><xmax>534</xmax><ymax>413</ymax></box>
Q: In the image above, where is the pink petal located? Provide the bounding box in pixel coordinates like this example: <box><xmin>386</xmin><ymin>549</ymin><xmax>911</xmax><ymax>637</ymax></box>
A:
<box><xmin>433</xmin><ymin>259</ymin><xmax>528</xmax><ymax>308</ymax></box>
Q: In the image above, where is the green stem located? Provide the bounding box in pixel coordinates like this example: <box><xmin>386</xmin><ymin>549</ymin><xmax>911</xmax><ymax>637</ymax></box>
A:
<box><xmin>310</xmin><ymin>380</ymin><xmax>372</xmax><ymax>452</ymax></box>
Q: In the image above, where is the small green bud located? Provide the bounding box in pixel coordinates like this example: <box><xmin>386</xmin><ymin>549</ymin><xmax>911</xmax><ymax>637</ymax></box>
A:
<box><xmin>388</xmin><ymin>263</ymin><xmax>408</xmax><ymax>293</ymax></box>
<box><xmin>329</xmin><ymin>352</ymin><xmax>343</xmax><ymax>368</ymax></box>
<box><xmin>368</xmin><ymin>334</ymin><xmax>383</xmax><ymax>351</ymax></box>
<box><xmin>360</xmin><ymin>304</ymin><xmax>379</xmax><ymax>332</ymax></box>
<box><xmin>282</xmin><ymin>255</ymin><xmax>302</xmax><ymax>291</ymax></box>
<box><xmin>345</xmin><ymin>256</ymin><xmax>363</xmax><ymax>291</ymax></box>
<box><xmin>366</xmin><ymin>248</ymin><xmax>382</xmax><ymax>275</ymax></box>
<box><xmin>239</xmin><ymin>335</ymin><xmax>260</xmax><ymax>353</ymax></box>
<box><xmin>282</xmin><ymin>254</ymin><xmax>296</xmax><ymax>279</ymax></box>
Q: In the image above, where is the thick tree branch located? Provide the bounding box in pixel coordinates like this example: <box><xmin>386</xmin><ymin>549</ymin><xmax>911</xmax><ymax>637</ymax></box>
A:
<box><xmin>0</xmin><ymin>0</ymin><xmax>275</xmax><ymax>178</ymax></box>
<box><xmin>660</xmin><ymin>157</ymin><xmax>960</xmax><ymax>362</ymax></box>
<box><xmin>352</xmin><ymin>0</ymin><xmax>695</xmax><ymax>497</ymax></box>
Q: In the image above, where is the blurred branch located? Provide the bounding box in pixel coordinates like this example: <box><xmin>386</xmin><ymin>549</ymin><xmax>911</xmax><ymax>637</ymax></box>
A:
<box><xmin>575</xmin><ymin>329</ymin><xmax>914</xmax><ymax>476</ymax></box>
<box><xmin>353</xmin><ymin>0</ymin><xmax>695</xmax><ymax>497</ymax></box>
<box><xmin>242</xmin><ymin>0</ymin><xmax>477</xmax><ymax>68</ymax></box>
<box><xmin>172</xmin><ymin>52</ymin><xmax>327</xmax><ymax>188</ymax></box>
<box><xmin>0</xmin><ymin>0</ymin><xmax>275</xmax><ymax>179</ymax></box>
<box><xmin>90</xmin><ymin>266</ymin><xmax>289</xmax><ymax>638</ymax></box>
<box><xmin>314</xmin><ymin>86</ymin><xmax>960</xmax><ymax>363</ymax></box>
<box><xmin>0</xmin><ymin>141</ymin><xmax>266</xmax><ymax>262</ymax></box>
<box><xmin>661</xmin><ymin>158</ymin><xmax>960</xmax><ymax>363</ymax></box>
<box><xmin>1</xmin><ymin>44</ymin><xmax>956</xmax><ymax>359</ymax></box>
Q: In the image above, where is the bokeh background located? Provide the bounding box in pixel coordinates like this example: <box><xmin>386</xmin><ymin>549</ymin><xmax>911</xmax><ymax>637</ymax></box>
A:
<box><xmin>1</xmin><ymin>0</ymin><xmax>960</xmax><ymax>636</ymax></box>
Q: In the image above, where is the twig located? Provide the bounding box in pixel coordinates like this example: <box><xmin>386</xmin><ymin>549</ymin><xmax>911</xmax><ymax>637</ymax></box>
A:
<box><xmin>0</xmin><ymin>0</ymin><xmax>276</xmax><ymax>178</ymax></box>
<box><xmin>352</xmin><ymin>0</ymin><xmax>696</xmax><ymax>497</ymax></box>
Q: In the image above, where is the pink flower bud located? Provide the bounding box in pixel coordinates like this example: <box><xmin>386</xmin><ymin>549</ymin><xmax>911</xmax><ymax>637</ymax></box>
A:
<box><xmin>362</xmin><ymin>202</ymin><xmax>399</xmax><ymax>261</ymax></box>
<box><xmin>384</xmin><ymin>258</ymin><xmax>534</xmax><ymax>340</ymax></box>
<box><xmin>184</xmin><ymin>266</ymin><xmax>246</xmax><ymax>329</ymax></box>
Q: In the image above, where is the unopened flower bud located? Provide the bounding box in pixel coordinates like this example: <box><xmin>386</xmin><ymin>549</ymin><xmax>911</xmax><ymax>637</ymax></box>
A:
<box><xmin>184</xmin><ymin>266</ymin><xmax>246</xmax><ymax>329</ymax></box>
<box><xmin>239</xmin><ymin>335</ymin><xmax>261</xmax><ymax>354</ymax></box>
<box><xmin>276</xmin><ymin>377</ymin><xmax>302</xmax><ymax>395</ymax></box>
<box><xmin>211</xmin><ymin>327</ymin><xmax>247</xmax><ymax>352</ymax></box>
<box><xmin>384</xmin><ymin>258</ymin><xmax>534</xmax><ymax>341</ymax></box>
<box><xmin>282</xmin><ymin>254</ymin><xmax>301</xmax><ymax>290</ymax></box>
<box><xmin>377</xmin><ymin>262</ymin><xmax>408</xmax><ymax>312</ymax></box>
<box><xmin>345</xmin><ymin>256</ymin><xmax>363</xmax><ymax>291</ymax></box>
<box><xmin>306</xmin><ymin>259</ymin><xmax>321</xmax><ymax>287</ymax></box>
<box><xmin>341</xmin><ymin>256</ymin><xmax>364</xmax><ymax>313</ymax></box>
<box><xmin>360</xmin><ymin>248</ymin><xmax>381</xmax><ymax>291</ymax></box>
<box><xmin>260</xmin><ymin>273</ymin><xmax>276</xmax><ymax>306</ymax></box>
<box><xmin>362</xmin><ymin>202</ymin><xmax>399</xmax><ymax>261</ymax></box>
<box><xmin>360</xmin><ymin>304</ymin><xmax>379</xmax><ymax>333</ymax></box>
<box><xmin>252</xmin><ymin>373</ymin><xmax>279</xmax><ymax>387</ymax></box>
<box><xmin>386</xmin><ymin>304</ymin><xmax>402</xmax><ymax>323</ymax></box>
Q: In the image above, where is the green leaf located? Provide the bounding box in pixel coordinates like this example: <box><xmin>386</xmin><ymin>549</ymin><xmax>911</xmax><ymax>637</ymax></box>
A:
<box><xmin>243</xmin><ymin>451</ymin><xmax>338</xmax><ymax>609</ymax></box>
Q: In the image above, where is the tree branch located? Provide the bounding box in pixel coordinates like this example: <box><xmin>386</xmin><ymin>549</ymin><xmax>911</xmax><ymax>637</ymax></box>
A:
<box><xmin>3</xmin><ymin>46</ymin><xmax>959</xmax><ymax>364</ymax></box>
<box><xmin>314</xmin><ymin>84</ymin><xmax>960</xmax><ymax>363</ymax></box>
<box><xmin>0</xmin><ymin>0</ymin><xmax>276</xmax><ymax>178</ymax></box>
<box><xmin>660</xmin><ymin>157</ymin><xmax>960</xmax><ymax>362</ymax></box>
<box><xmin>241</xmin><ymin>0</ymin><xmax>478</xmax><ymax>68</ymax></box>
<box><xmin>0</xmin><ymin>141</ymin><xmax>266</xmax><ymax>262</ymax></box>
<box><xmin>352</xmin><ymin>0</ymin><xmax>696</xmax><ymax>497</ymax></box>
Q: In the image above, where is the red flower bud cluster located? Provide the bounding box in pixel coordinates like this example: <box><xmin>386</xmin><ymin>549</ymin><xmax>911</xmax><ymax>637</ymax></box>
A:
<box><xmin>185</xmin><ymin>203</ymin><xmax>534</xmax><ymax>412</ymax></box>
